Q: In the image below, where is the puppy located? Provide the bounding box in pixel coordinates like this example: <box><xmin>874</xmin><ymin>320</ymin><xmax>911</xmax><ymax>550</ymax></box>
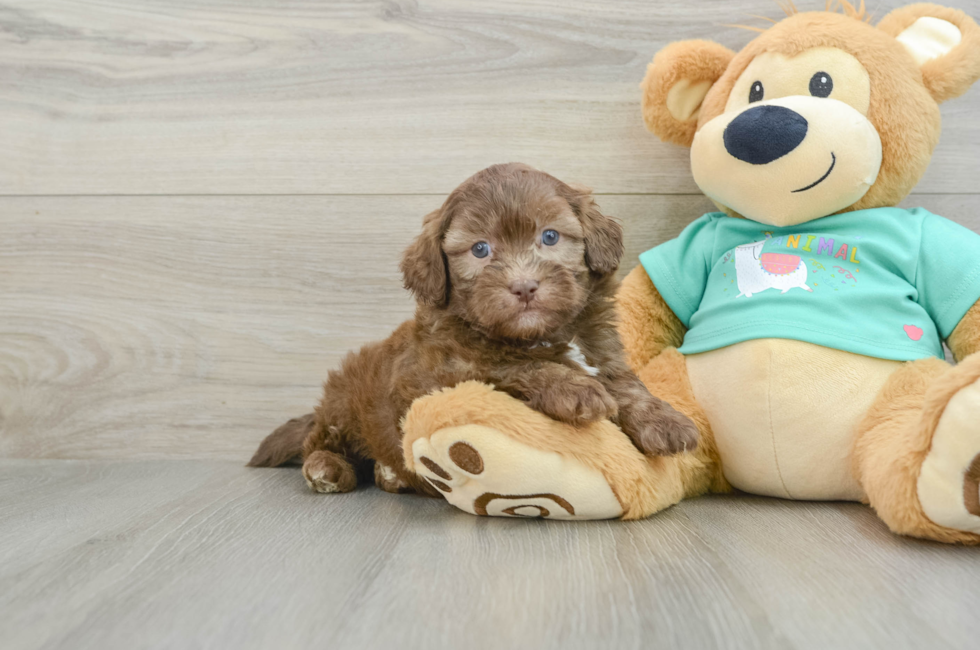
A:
<box><xmin>249</xmin><ymin>163</ymin><xmax>698</xmax><ymax>495</ymax></box>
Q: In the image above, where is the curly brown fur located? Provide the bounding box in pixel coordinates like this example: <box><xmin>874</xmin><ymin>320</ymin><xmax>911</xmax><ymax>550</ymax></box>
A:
<box><xmin>247</xmin><ymin>413</ymin><xmax>315</xmax><ymax>467</ymax></box>
<box><xmin>249</xmin><ymin>163</ymin><xmax>698</xmax><ymax>494</ymax></box>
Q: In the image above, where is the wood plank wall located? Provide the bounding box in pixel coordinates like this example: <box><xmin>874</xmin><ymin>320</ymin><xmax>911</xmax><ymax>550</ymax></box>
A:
<box><xmin>2</xmin><ymin>0</ymin><xmax>979</xmax><ymax>459</ymax></box>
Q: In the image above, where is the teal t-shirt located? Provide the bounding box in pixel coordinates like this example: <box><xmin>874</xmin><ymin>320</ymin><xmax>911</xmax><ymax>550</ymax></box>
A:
<box><xmin>639</xmin><ymin>208</ymin><xmax>980</xmax><ymax>361</ymax></box>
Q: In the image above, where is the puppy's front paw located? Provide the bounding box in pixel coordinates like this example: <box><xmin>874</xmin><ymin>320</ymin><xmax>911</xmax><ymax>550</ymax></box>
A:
<box><xmin>621</xmin><ymin>397</ymin><xmax>699</xmax><ymax>457</ymax></box>
<box><xmin>529</xmin><ymin>376</ymin><xmax>618</xmax><ymax>426</ymax></box>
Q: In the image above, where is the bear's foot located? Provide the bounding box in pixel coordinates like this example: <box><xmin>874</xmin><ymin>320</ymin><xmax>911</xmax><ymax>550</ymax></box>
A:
<box><xmin>918</xmin><ymin>358</ymin><xmax>980</xmax><ymax>535</ymax></box>
<box><xmin>409</xmin><ymin>424</ymin><xmax>623</xmax><ymax>520</ymax></box>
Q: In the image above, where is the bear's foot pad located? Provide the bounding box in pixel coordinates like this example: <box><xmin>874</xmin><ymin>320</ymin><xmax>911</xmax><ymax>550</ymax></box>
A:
<box><xmin>411</xmin><ymin>424</ymin><xmax>623</xmax><ymax>520</ymax></box>
<box><xmin>919</xmin><ymin>375</ymin><xmax>980</xmax><ymax>534</ymax></box>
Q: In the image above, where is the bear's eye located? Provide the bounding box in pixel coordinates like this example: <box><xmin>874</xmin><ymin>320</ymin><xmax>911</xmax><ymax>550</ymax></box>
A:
<box><xmin>749</xmin><ymin>80</ymin><xmax>764</xmax><ymax>103</ymax></box>
<box><xmin>541</xmin><ymin>230</ymin><xmax>559</xmax><ymax>246</ymax></box>
<box><xmin>471</xmin><ymin>241</ymin><xmax>490</xmax><ymax>258</ymax></box>
<box><xmin>809</xmin><ymin>72</ymin><xmax>833</xmax><ymax>98</ymax></box>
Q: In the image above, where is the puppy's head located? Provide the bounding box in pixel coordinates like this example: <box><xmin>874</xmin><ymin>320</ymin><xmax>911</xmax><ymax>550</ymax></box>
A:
<box><xmin>400</xmin><ymin>163</ymin><xmax>623</xmax><ymax>340</ymax></box>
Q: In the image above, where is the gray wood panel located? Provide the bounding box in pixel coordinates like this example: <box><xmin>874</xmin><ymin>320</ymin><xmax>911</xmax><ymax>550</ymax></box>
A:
<box><xmin>1</xmin><ymin>0</ymin><xmax>979</xmax><ymax>195</ymax></box>
<box><xmin>0</xmin><ymin>459</ymin><xmax>977</xmax><ymax>650</ymax></box>
<box><xmin>2</xmin><ymin>193</ymin><xmax>977</xmax><ymax>460</ymax></box>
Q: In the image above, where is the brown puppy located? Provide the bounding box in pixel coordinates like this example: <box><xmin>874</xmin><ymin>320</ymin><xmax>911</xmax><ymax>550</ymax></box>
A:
<box><xmin>249</xmin><ymin>163</ymin><xmax>698</xmax><ymax>495</ymax></box>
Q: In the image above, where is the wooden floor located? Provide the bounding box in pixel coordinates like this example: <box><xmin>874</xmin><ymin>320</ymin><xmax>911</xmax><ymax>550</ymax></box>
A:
<box><xmin>3</xmin><ymin>1</ymin><xmax>980</xmax><ymax>648</ymax></box>
<box><xmin>2</xmin><ymin>459</ymin><xmax>978</xmax><ymax>650</ymax></box>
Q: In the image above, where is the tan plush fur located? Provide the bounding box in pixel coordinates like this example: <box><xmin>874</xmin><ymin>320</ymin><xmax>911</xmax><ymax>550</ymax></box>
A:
<box><xmin>615</xmin><ymin>266</ymin><xmax>686</xmax><ymax>373</ymax></box>
<box><xmin>948</xmin><ymin>298</ymin><xmax>980</xmax><ymax>361</ymax></box>
<box><xmin>687</xmin><ymin>340</ymin><xmax>901</xmax><ymax>500</ymax></box>
<box><xmin>636</xmin><ymin>348</ymin><xmax>730</xmax><ymax>496</ymax></box>
<box><xmin>877</xmin><ymin>3</ymin><xmax>980</xmax><ymax>103</ymax></box>
<box><xmin>402</xmin><ymin>379</ymin><xmax>711</xmax><ymax>520</ymax></box>
<box><xmin>640</xmin><ymin>40</ymin><xmax>735</xmax><ymax>147</ymax></box>
<box><xmin>853</xmin><ymin>355</ymin><xmax>980</xmax><ymax>544</ymax></box>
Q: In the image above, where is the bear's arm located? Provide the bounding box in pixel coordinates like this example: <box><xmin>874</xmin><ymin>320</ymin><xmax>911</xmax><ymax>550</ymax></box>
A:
<box><xmin>615</xmin><ymin>265</ymin><xmax>686</xmax><ymax>373</ymax></box>
<box><xmin>947</xmin><ymin>298</ymin><xmax>980</xmax><ymax>361</ymax></box>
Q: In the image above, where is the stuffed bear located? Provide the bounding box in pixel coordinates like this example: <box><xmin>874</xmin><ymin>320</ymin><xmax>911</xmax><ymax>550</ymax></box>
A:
<box><xmin>400</xmin><ymin>2</ymin><xmax>980</xmax><ymax>544</ymax></box>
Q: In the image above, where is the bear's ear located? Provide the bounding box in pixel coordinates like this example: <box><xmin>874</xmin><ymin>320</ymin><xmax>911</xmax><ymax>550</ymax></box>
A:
<box><xmin>640</xmin><ymin>40</ymin><xmax>735</xmax><ymax>147</ymax></box>
<box><xmin>878</xmin><ymin>4</ymin><xmax>980</xmax><ymax>103</ymax></box>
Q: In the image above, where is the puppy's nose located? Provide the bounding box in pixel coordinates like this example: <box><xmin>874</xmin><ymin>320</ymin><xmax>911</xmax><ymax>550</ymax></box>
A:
<box><xmin>724</xmin><ymin>105</ymin><xmax>808</xmax><ymax>165</ymax></box>
<box><xmin>510</xmin><ymin>279</ymin><xmax>539</xmax><ymax>304</ymax></box>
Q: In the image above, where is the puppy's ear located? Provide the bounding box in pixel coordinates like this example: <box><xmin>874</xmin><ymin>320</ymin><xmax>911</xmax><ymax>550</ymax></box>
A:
<box><xmin>400</xmin><ymin>208</ymin><xmax>450</xmax><ymax>306</ymax></box>
<box><xmin>640</xmin><ymin>40</ymin><xmax>735</xmax><ymax>147</ymax></box>
<box><xmin>878</xmin><ymin>4</ymin><xmax>980</xmax><ymax>103</ymax></box>
<box><xmin>568</xmin><ymin>186</ymin><xmax>624</xmax><ymax>276</ymax></box>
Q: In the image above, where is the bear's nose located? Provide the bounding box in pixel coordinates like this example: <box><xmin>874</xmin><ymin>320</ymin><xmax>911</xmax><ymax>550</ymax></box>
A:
<box><xmin>723</xmin><ymin>105</ymin><xmax>808</xmax><ymax>165</ymax></box>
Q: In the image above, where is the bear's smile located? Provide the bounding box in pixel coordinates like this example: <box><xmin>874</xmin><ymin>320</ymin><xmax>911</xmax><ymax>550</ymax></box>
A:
<box><xmin>792</xmin><ymin>152</ymin><xmax>837</xmax><ymax>193</ymax></box>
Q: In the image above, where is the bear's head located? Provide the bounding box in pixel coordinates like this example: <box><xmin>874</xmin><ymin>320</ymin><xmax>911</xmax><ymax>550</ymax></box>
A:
<box><xmin>641</xmin><ymin>2</ymin><xmax>980</xmax><ymax>227</ymax></box>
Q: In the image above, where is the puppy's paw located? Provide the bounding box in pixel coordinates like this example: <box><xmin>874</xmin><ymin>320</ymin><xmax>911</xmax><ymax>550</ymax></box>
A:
<box><xmin>529</xmin><ymin>376</ymin><xmax>618</xmax><ymax>426</ymax></box>
<box><xmin>621</xmin><ymin>397</ymin><xmax>699</xmax><ymax>457</ymax></box>
<box><xmin>374</xmin><ymin>462</ymin><xmax>414</xmax><ymax>494</ymax></box>
<box><xmin>302</xmin><ymin>450</ymin><xmax>357</xmax><ymax>493</ymax></box>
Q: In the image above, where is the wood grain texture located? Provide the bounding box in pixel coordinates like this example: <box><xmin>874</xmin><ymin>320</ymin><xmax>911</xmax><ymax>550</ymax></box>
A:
<box><xmin>1</xmin><ymin>459</ymin><xmax>977</xmax><ymax>650</ymax></box>
<box><xmin>2</xmin><ymin>194</ymin><xmax>978</xmax><ymax>460</ymax></box>
<box><xmin>0</xmin><ymin>193</ymin><xmax>711</xmax><ymax>459</ymax></box>
<box><xmin>1</xmin><ymin>0</ymin><xmax>979</xmax><ymax>195</ymax></box>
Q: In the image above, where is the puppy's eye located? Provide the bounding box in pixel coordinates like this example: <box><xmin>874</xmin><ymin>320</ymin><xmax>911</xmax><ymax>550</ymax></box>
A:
<box><xmin>542</xmin><ymin>229</ymin><xmax>560</xmax><ymax>246</ymax></box>
<box><xmin>749</xmin><ymin>81</ymin><xmax>764</xmax><ymax>103</ymax></box>
<box><xmin>471</xmin><ymin>241</ymin><xmax>490</xmax><ymax>259</ymax></box>
<box><xmin>809</xmin><ymin>72</ymin><xmax>833</xmax><ymax>98</ymax></box>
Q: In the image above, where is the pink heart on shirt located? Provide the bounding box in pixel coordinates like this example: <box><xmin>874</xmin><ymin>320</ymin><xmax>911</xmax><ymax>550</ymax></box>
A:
<box><xmin>904</xmin><ymin>325</ymin><xmax>924</xmax><ymax>341</ymax></box>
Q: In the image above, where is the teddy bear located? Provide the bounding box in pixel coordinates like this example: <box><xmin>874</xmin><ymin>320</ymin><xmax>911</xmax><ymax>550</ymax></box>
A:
<box><xmin>399</xmin><ymin>1</ymin><xmax>980</xmax><ymax>544</ymax></box>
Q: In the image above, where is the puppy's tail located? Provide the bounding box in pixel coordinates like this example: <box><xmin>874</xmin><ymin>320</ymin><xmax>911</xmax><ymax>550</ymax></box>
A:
<box><xmin>247</xmin><ymin>413</ymin><xmax>315</xmax><ymax>467</ymax></box>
